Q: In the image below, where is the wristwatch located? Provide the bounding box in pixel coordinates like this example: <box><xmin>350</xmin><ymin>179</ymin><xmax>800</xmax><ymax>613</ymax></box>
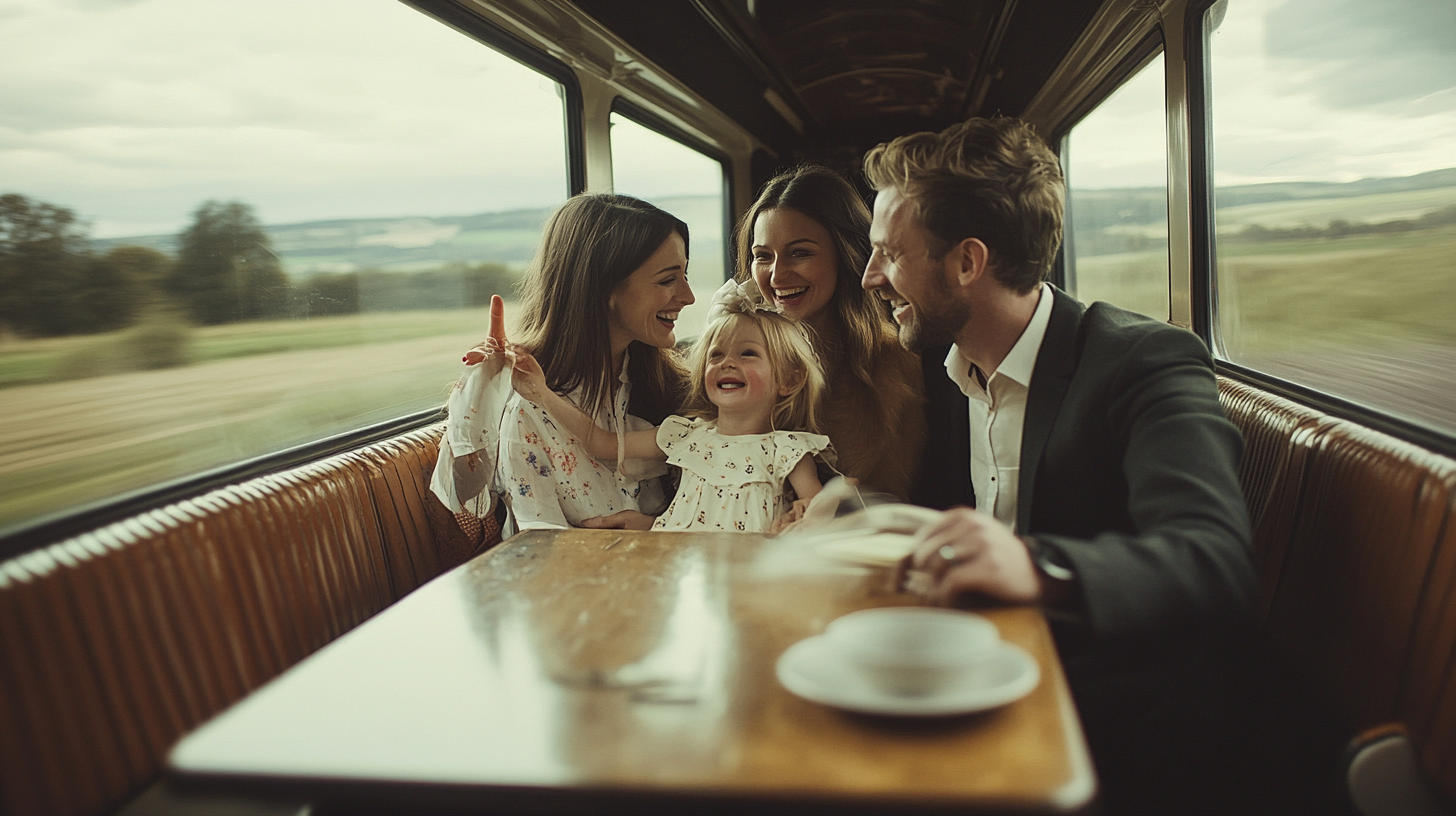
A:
<box><xmin>1023</xmin><ymin>536</ymin><xmax>1078</xmax><ymax>607</ymax></box>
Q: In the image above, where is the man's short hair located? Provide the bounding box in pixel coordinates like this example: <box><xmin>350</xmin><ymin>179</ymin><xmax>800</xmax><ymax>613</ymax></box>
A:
<box><xmin>863</xmin><ymin>116</ymin><xmax>1065</xmax><ymax>295</ymax></box>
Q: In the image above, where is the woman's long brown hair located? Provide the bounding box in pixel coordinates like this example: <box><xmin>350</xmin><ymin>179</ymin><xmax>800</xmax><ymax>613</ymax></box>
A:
<box><xmin>514</xmin><ymin>194</ymin><xmax>689</xmax><ymax>424</ymax></box>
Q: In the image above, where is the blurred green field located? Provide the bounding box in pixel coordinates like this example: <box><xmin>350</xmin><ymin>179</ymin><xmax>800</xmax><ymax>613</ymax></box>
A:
<box><xmin>0</xmin><ymin>308</ymin><xmax>509</xmax><ymax>530</ymax></box>
<box><xmin>1218</xmin><ymin>224</ymin><xmax>1456</xmax><ymax>352</ymax></box>
<box><xmin>0</xmin><ymin>308</ymin><xmax>502</xmax><ymax>389</ymax></box>
<box><xmin>1071</xmin><ymin>250</ymin><xmax>1171</xmax><ymax>322</ymax></box>
<box><xmin>1072</xmin><ymin>224</ymin><xmax>1456</xmax><ymax>351</ymax></box>
<box><xmin>1071</xmin><ymin>222</ymin><xmax>1456</xmax><ymax>435</ymax></box>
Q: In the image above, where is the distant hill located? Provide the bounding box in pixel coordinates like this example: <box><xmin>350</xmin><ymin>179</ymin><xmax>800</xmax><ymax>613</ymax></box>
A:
<box><xmin>89</xmin><ymin>194</ymin><xmax>726</xmax><ymax>279</ymax></box>
<box><xmin>1211</xmin><ymin>167</ymin><xmax>1456</xmax><ymax>208</ymax></box>
<box><xmin>1067</xmin><ymin>167</ymin><xmax>1456</xmax><ymax>256</ymax></box>
<box><xmin>90</xmin><ymin>168</ymin><xmax>1454</xmax><ymax>271</ymax></box>
<box><xmin>89</xmin><ymin>207</ymin><xmax>556</xmax><ymax>277</ymax></box>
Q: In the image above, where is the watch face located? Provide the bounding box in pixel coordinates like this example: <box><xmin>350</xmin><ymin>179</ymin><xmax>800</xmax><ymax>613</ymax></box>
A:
<box><xmin>1039</xmin><ymin>555</ymin><xmax>1076</xmax><ymax>583</ymax></box>
<box><xmin>1029</xmin><ymin>539</ymin><xmax>1076</xmax><ymax>583</ymax></box>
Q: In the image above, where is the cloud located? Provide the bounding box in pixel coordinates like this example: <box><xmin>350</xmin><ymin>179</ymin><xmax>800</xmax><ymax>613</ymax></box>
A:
<box><xmin>1064</xmin><ymin>54</ymin><xmax>1168</xmax><ymax>189</ymax></box>
<box><xmin>610</xmin><ymin>115</ymin><xmax>726</xmax><ymax>200</ymax></box>
<box><xmin>0</xmin><ymin>0</ymin><xmax>576</xmax><ymax>237</ymax></box>
<box><xmin>1265</xmin><ymin>0</ymin><xmax>1456</xmax><ymax>112</ymax></box>
<box><xmin>1197</xmin><ymin>0</ymin><xmax>1456</xmax><ymax>184</ymax></box>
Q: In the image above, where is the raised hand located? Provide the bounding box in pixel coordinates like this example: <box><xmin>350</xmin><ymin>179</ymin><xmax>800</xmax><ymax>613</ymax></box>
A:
<box><xmin>463</xmin><ymin>295</ymin><xmax>509</xmax><ymax>366</ymax></box>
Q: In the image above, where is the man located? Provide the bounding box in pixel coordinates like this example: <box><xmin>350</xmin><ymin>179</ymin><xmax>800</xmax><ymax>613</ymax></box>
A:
<box><xmin>863</xmin><ymin>117</ymin><xmax>1268</xmax><ymax>812</ymax></box>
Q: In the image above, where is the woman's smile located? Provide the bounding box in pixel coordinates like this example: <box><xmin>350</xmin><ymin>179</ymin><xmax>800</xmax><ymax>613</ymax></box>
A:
<box><xmin>751</xmin><ymin>208</ymin><xmax>837</xmax><ymax>327</ymax></box>
<box><xmin>609</xmin><ymin>232</ymin><xmax>695</xmax><ymax>353</ymax></box>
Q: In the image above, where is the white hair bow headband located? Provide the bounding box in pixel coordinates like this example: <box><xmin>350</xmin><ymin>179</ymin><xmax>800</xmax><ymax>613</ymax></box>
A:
<box><xmin>705</xmin><ymin>278</ymin><xmax>777</xmax><ymax>325</ymax></box>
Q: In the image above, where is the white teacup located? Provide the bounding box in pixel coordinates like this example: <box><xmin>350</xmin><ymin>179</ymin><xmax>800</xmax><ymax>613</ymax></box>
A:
<box><xmin>826</xmin><ymin>608</ymin><xmax>999</xmax><ymax>697</ymax></box>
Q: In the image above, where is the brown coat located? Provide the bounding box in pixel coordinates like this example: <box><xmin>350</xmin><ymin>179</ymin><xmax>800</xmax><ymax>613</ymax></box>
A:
<box><xmin>817</xmin><ymin>337</ymin><xmax>926</xmax><ymax>501</ymax></box>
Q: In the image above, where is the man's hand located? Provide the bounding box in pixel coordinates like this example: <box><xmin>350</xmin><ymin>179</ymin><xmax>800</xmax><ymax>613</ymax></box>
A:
<box><xmin>895</xmin><ymin>507</ymin><xmax>1041</xmax><ymax>606</ymax></box>
<box><xmin>579</xmin><ymin>510</ymin><xmax>656</xmax><ymax>531</ymax></box>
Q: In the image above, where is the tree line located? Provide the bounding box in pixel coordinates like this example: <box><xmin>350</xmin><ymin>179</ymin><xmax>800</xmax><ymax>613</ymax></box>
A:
<box><xmin>0</xmin><ymin>194</ymin><xmax>516</xmax><ymax>339</ymax></box>
<box><xmin>1230</xmin><ymin>202</ymin><xmax>1456</xmax><ymax>243</ymax></box>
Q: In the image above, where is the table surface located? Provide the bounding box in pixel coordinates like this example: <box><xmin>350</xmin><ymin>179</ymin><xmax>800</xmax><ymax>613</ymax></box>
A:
<box><xmin>167</xmin><ymin>528</ymin><xmax>1095</xmax><ymax>813</ymax></box>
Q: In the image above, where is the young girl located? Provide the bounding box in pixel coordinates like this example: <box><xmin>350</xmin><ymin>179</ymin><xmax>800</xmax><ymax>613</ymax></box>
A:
<box><xmin>509</xmin><ymin>280</ymin><xmax>831</xmax><ymax>533</ymax></box>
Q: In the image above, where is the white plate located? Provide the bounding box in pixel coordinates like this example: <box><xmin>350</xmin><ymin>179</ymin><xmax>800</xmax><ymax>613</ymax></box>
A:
<box><xmin>775</xmin><ymin>634</ymin><xmax>1040</xmax><ymax>717</ymax></box>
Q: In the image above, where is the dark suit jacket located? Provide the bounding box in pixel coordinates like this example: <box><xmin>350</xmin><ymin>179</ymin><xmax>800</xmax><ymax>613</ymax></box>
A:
<box><xmin>909</xmin><ymin>287</ymin><xmax>1256</xmax><ymax>640</ymax></box>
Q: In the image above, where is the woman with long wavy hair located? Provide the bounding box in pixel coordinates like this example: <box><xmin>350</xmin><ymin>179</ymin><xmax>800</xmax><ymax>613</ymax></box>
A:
<box><xmin>736</xmin><ymin>165</ymin><xmax>926</xmax><ymax>500</ymax></box>
<box><xmin>466</xmin><ymin>193</ymin><xmax>697</xmax><ymax>531</ymax></box>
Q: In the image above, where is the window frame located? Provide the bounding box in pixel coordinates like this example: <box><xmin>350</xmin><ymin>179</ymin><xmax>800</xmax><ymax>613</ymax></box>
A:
<box><xmin>609</xmin><ymin>97</ymin><xmax>736</xmax><ymax>291</ymax></box>
<box><xmin>0</xmin><ymin>2</ymin><xmax>587</xmax><ymax>558</ymax></box>
<box><xmin>1184</xmin><ymin>0</ymin><xmax>1456</xmax><ymax>457</ymax></box>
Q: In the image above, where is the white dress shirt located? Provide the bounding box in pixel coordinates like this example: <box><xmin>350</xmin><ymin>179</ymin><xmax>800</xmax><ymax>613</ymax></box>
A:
<box><xmin>944</xmin><ymin>282</ymin><xmax>1054</xmax><ymax>532</ymax></box>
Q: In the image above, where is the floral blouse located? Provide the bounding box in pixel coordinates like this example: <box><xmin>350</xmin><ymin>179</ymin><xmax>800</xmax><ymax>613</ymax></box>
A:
<box><xmin>498</xmin><ymin>362</ymin><xmax>668</xmax><ymax>531</ymax></box>
<box><xmin>651</xmin><ymin>416</ymin><xmax>831</xmax><ymax>533</ymax></box>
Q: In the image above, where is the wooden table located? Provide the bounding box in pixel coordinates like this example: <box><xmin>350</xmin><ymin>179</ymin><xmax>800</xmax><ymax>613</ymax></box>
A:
<box><xmin>167</xmin><ymin>529</ymin><xmax>1095</xmax><ymax>813</ymax></box>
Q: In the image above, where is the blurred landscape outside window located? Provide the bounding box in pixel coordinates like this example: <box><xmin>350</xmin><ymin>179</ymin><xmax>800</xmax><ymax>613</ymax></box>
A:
<box><xmin>609</xmin><ymin>112</ymin><xmax>728</xmax><ymax>341</ymax></box>
<box><xmin>1206</xmin><ymin>0</ymin><xmax>1456</xmax><ymax>435</ymax></box>
<box><xmin>0</xmin><ymin>0</ymin><xmax>570</xmax><ymax>531</ymax></box>
<box><xmin>1063</xmin><ymin>51</ymin><xmax>1171</xmax><ymax>322</ymax></box>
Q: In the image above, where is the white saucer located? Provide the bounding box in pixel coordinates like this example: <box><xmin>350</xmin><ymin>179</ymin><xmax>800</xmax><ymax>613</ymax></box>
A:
<box><xmin>775</xmin><ymin>634</ymin><xmax>1040</xmax><ymax>716</ymax></box>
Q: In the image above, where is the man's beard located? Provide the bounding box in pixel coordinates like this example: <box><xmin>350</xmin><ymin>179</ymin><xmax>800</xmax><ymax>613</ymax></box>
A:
<box><xmin>898</xmin><ymin>276</ymin><xmax>968</xmax><ymax>352</ymax></box>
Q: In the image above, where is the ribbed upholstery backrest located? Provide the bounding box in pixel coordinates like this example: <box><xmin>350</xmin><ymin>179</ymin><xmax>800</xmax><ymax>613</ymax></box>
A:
<box><xmin>1215</xmin><ymin>377</ymin><xmax>1331</xmax><ymax>615</ymax></box>
<box><xmin>0</xmin><ymin>425</ymin><xmax>453</xmax><ymax>816</ymax></box>
<box><xmin>1405</xmin><ymin>496</ymin><xmax>1456</xmax><ymax>798</ymax></box>
<box><xmin>1264</xmin><ymin>420</ymin><xmax>1456</xmax><ymax>730</ymax></box>
<box><xmin>1216</xmin><ymin>377</ymin><xmax>1322</xmax><ymax>526</ymax></box>
<box><xmin>1218</xmin><ymin>378</ymin><xmax>1456</xmax><ymax>803</ymax></box>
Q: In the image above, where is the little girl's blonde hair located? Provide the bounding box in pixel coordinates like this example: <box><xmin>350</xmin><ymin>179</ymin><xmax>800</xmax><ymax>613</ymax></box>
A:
<box><xmin>682</xmin><ymin>304</ymin><xmax>825</xmax><ymax>434</ymax></box>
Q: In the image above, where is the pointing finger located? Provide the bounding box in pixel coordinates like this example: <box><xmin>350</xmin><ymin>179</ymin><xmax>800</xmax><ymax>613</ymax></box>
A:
<box><xmin>488</xmin><ymin>294</ymin><xmax>507</xmax><ymax>345</ymax></box>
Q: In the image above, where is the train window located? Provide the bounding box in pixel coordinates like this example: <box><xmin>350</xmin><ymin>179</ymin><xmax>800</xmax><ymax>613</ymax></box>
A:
<box><xmin>1062</xmin><ymin>51</ymin><xmax>1170</xmax><ymax>322</ymax></box>
<box><xmin>0</xmin><ymin>0</ymin><xmax>571</xmax><ymax>532</ymax></box>
<box><xmin>1205</xmin><ymin>0</ymin><xmax>1456</xmax><ymax>435</ymax></box>
<box><xmin>609</xmin><ymin>110</ymin><xmax>729</xmax><ymax>340</ymax></box>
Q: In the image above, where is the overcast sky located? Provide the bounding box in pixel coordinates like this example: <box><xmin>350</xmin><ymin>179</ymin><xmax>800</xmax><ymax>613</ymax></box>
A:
<box><xmin>1066</xmin><ymin>0</ymin><xmax>1455</xmax><ymax>189</ymax></box>
<box><xmin>2</xmin><ymin>0</ymin><xmax>1453</xmax><ymax>237</ymax></box>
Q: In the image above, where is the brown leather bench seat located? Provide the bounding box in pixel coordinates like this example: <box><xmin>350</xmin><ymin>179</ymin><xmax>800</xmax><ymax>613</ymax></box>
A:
<box><xmin>4</xmin><ymin>381</ymin><xmax>1453</xmax><ymax>816</ymax></box>
<box><xmin>0</xmin><ymin>425</ymin><xmax>492</xmax><ymax>816</ymax></box>
<box><xmin>1219</xmin><ymin>376</ymin><xmax>1456</xmax><ymax>809</ymax></box>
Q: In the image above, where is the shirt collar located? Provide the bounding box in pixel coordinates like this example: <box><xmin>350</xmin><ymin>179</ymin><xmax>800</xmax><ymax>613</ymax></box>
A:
<box><xmin>997</xmin><ymin>282</ymin><xmax>1053</xmax><ymax>388</ymax></box>
<box><xmin>943</xmin><ymin>282</ymin><xmax>1054</xmax><ymax>391</ymax></box>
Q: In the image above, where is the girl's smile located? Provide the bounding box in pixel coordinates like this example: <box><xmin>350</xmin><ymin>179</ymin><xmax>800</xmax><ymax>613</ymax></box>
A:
<box><xmin>704</xmin><ymin>322</ymin><xmax>780</xmax><ymax>432</ymax></box>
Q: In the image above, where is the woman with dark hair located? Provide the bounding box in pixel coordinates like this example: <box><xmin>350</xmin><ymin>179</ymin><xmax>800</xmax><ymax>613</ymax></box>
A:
<box><xmin>449</xmin><ymin>193</ymin><xmax>696</xmax><ymax>532</ymax></box>
<box><xmin>736</xmin><ymin>165</ymin><xmax>926</xmax><ymax>500</ymax></box>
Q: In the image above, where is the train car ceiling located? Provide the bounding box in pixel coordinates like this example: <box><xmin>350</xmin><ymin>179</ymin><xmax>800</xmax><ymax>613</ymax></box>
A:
<box><xmin>567</xmin><ymin>0</ymin><xmax>1105</xmax><ymax>173</ymax></box>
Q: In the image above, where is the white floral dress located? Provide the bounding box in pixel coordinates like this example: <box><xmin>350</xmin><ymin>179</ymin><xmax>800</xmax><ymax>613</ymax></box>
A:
<box><xmin>651</xmin><ymin>416</ymin><xmax>831</xmax><ymax>533</ymax></box>
<box><xmin>497</xmin><ymin>362</ymin><xmax>668</xmax><ymax>531</ymax></box>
